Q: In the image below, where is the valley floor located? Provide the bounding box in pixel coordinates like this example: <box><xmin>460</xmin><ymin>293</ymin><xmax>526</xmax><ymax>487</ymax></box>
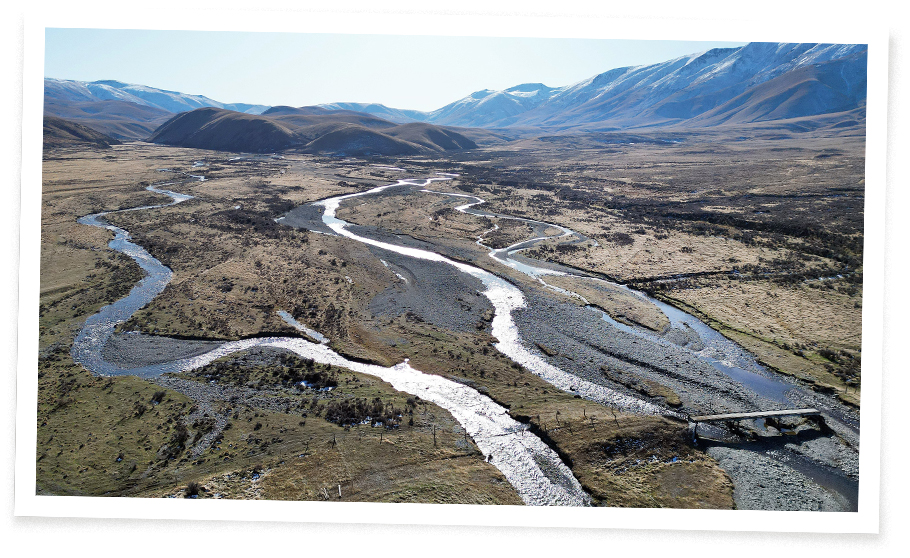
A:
<box><xmin>36</xmin><ymin>132</ymin><xmax>862</xmax><ymax>510</ymax></box>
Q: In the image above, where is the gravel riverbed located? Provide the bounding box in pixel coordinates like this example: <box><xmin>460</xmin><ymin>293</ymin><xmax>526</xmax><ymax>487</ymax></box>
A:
<box><xmin>102</xmin><ymin>332</ymin><xmax>223</xmax><ymax>368</ymax></box>
<box><xmin>317</xmin><ymin>184</ymin><xmax>862</xmax><ymax>511</ymax></box>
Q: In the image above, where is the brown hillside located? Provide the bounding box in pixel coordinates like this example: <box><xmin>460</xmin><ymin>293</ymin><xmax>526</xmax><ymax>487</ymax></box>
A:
<box><xmin>43</xmin><ymin>116</ymin><xmax>121</xmax><ymax>149</ymax></box>
<box><xmin>148</xmin><ymin>108</ymin><xmax>301</xmax><ymax>152</ymax></box>
<box><xmin>386</xmin><ymin>122</ymin><xmax>478</xmax><ymax>150</ymax></box>
<box><xmin>44</xmin><ymin>99</ymin><xmax>172</xmax><ymax>140</ymax></box>
<box><xmin>302</xmin><ymin>125</ymin><xmax>423</xmax><ymax>156</ymax></box>
<box><xmin>148</xmin><ymin>107</ymin><xmax>478</xmax><ymax>155</ymax></box>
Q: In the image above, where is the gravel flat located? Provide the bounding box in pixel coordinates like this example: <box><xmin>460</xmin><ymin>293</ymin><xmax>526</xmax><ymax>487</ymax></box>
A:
<box><xmin>513</xmin><ymin>288</ymin><xmax>782</xmax><ymax>415</ymax></box>
<box><xmin>707</xmin><ymin>446</ymin><xmax>848</xmax><ymax>511</ymax></box>
<box><xmin>367</xmin><ymin>244</ymin><xmax>492</xmax><ymax>333</ymax></box>
<box><xmin>102</xmin><ymin>332</ymin><xmax>223</xmax><ymax>368</ymax></box>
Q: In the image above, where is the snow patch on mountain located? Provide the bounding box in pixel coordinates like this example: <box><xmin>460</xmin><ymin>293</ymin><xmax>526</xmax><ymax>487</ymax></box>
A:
<box><xmin>420</xmin><ymin>42</ymin><xmax>867</xmax><ymax>129</ymax></box>
<box><xmin>44</xmin><ymin>78</ymin><xmax>270</xmax><ymax>115</ymax></box>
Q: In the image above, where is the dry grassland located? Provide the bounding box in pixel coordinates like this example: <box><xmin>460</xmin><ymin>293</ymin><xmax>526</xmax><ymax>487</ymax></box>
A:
<box><xmin>543</xmin><ymin>275</ymin><xmax>670</xmax><ymax>332</ymax></box>
<box><xmin>659</xmin><ymin>277</ymin><xmax>862</xmax><ymax>405</ymax></box>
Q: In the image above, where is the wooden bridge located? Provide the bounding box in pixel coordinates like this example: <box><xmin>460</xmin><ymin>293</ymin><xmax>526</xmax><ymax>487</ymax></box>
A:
<box><xmin>688</xmin><ymin>408</ymin><xmax>823</xmax><ymax>442</ymax></box>
<box><xmin>690</xmin><ymin>408</ymin><xmax>820</xmax><ymax>423</ymax></box>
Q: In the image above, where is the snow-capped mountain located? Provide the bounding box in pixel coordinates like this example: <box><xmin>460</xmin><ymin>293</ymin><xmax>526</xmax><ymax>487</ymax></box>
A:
<box><xmin>44</xmin><ymin>78</ymin><xmax>270</xmax><ymax>115</ymax></box>
<box><xmin>423</xmin><ymin>83</ymin><xmax>560</xmax><ymax>128</ymax></box>
<box><xmin>420</xmin><ymin>42</ymin><xmax>867</xmax><ymax>129</ymax></box>
<box><xmin>319</xmin><ymin>83</ymin><xmax>562</xmax><ymax>128</ymax></box>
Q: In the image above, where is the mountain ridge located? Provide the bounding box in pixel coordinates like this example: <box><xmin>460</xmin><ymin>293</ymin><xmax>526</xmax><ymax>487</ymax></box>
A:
<box><xmin>313</xmin><ymin>42</ymin><xmax>866</xmax><ymax>131</ymax></box>
<box><xmin>45</xmin><ymin>78</ymin><xmax>270</xmax><ymax>116</ymax></box>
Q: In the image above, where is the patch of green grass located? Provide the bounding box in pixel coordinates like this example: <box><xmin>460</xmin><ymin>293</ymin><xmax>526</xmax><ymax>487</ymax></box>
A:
<box><xmin>36</xmin><ymin>347</ymin><xmax>195</xmax><ymax>496</ymax></box>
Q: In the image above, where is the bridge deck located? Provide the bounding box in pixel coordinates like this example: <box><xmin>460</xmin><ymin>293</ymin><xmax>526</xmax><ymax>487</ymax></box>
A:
<box><xmin>691</xmin><ymin>408</ymin><xmax>820</xmax><ymax>422</ymax></box>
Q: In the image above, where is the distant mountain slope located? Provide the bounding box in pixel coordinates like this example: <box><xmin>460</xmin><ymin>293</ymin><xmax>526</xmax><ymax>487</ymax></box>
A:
<box><xmin>43</xmin><ymin>116</ymin><xmax>121</xmax><ymax>149</ymax></box>
<box><xmin>425</xmin><ymin>83</ymin><xmax>559</xmax><ymax>128</ymax></box>
<box><xmin>45</xmin><ymin>78</ymin><xmax>270</xmax><ymax>115</ymax></box>
<box><xmin>264</xmin><ymin>106</ymin><xmax>399</xmax><ymax>131</ymax></box>
<box><xmin>416</xmin><ymin>42</ymin><xmax>867</xmax><ymax>130</ymax></box>
<box><xmin>317</xmin><ymin>83</ymin><xmax>558</xmax><ymax>127</ymax></box>
<box><xmin>262</xmin><ymin>105</ymin><xmax>334</xmax><ymax>116</ymax></box>
<box><xmin>686</xmin><ymin>52</ymin><xmax>868</xmax><ymax>126</ymax></box>
<box><xmin>43</xmin><ymin>98</ymin><xmax>172</xmax><ymax>140</ymax></box>
<box><xmin>317</xmin><ymin>102</ymin><xmax>428</xmax><ymax>124</ymax></box>
<box><xmin>148</xmin><ymin>107</ymin><xmax>477</xmax><ymax>155</ymax></box>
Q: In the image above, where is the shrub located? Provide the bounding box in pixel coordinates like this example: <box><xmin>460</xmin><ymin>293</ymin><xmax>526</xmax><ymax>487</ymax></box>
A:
<box><xmin>160</xmin><ymin>422</ymin><xmax>189</xmax><ymax>460</ymax></box>
<box><xmin>324</xmin><ymin>397</ymin><xmax>400</xmax><ymax>427</ymax></box>
<box><xmin>185</xmin><ymin>482</ymin><xmax>201</xmax><ymax>498</ymax></box>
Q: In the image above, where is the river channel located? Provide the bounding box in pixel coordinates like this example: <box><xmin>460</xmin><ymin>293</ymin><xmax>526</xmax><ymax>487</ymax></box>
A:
<box><xmin>70</xmin><ymin>176</ymin><xmax>590</xmax><ymax>506</ymax></box>
<box><xmin>70</xmin><ymin>168</ymin><xmax>860</xmax><ymax>510</ymax></box>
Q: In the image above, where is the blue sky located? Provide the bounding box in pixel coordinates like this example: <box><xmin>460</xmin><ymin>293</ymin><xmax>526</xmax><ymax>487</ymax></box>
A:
<box><xmin>45</xmin><ymin>29</ymin><xmax>746</xmax><ymax>111</ymax></box>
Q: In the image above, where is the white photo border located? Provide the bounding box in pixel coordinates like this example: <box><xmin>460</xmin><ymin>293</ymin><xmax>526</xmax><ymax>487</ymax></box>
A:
<box><xmin>15</xmin><ymin>7</ymin><xmax>889</xmax><ymax>534</ymax></box>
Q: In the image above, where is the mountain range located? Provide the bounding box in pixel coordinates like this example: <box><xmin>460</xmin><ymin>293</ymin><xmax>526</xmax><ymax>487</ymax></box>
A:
<box><xmin>43</xmin><ymin>41</ymin><xmax>868</xmax><ymax>151</ymax></box>
<box><xmin>45</xmin><ymin>78</ymin><xmax>269</xmax><ymax>115</ymax></box>
<box><xmin>318</xmin><ymin>43</ymin><xmax>867</xmax><ymax>130</ymax></box>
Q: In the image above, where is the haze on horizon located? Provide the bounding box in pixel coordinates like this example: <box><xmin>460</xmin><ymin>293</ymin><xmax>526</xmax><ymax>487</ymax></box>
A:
<box><xmin>45</xmin><ymin>29</ymin><xmax>746</xmax><ymax>112</ymax></box>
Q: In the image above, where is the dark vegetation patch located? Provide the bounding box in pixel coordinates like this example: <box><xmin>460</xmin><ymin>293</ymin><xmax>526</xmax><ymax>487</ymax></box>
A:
<box><xmin>324</xmin><ymin>396</ymin><xmax>411</xmax><ymax>428</ymax></box>
<box><xmin>191</xmin><ymin>353</ymin><xmax>339</xmax><ymax>391</ymax></box>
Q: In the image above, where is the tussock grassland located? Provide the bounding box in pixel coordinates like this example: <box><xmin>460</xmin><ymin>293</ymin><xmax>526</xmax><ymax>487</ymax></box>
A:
<box><xmin>37</xmin><ymin>346</ymin><xmax>195</xmax><ymax>495</ymax></box>
<box><xmin>658</xmin><ymin>278</ymin><xmax>862</xmax><ymax>406</ymax></box>
<box><xmin>543</xmin><ymin>275</ymin><xmax>670</xmax><ymax>332</ymax></box>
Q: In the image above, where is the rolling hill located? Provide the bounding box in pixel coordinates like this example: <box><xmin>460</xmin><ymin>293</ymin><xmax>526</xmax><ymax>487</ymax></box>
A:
<box><xmin>147</xmin><ymin>107</ymin><xmax>478</xmax><ymax>155</ymax></box>
<box><xmin>43</xmin><ymin>116</ymin><xmax>122</xmax><ymax>149</ymax></box>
